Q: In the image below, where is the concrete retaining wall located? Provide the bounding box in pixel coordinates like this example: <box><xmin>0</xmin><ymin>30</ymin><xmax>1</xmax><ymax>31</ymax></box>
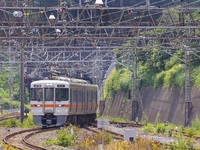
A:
<box><xmin>100</xmin><ymin>86</ymin><xmax>200</xmax><ymax>125</ymax></box>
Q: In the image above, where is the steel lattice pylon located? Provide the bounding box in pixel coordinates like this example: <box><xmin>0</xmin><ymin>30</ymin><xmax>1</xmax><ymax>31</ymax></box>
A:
<box><xmin>0</xmin><ymin>0</ymin><xmax>200</xmax><ymax>124</ymax></box>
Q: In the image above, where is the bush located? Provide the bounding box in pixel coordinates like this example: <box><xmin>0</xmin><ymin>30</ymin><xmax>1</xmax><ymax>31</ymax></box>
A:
<box><xmin>57</xmin><ymin>131</ymin><xmax>74</xmax><ymax>147</ymax></box>
<box><xmin>163</xmin><ymin>64</ymin><xmax>184</xmax><ymax>87</ymax></box>
<box><xmin>191</xmin><ymin>115</ymin><xmax>200</xmax><ymax>131</ymax></box>
<box><xmin>44</xmin><ymin>125</ymin><xmax>79</xmax><ymax>148</ymax></box>
<box><xmin>78</xmin><ymin>135</ymin><xmax>96</xmax><ymax>150</ymax></box>
<box><xmin>185</xmin><ymin>127</ymin><xmax>196</xmax><ymax>138</ymax></box>
<box><xmin>192</xmin><ymin>66</ymin><xmax>200</xmax><ymax>86</ymax></box>
<box><xmin>141</xmin><ymin>113</ymin><xmax>148</xmax><ymax>126</ymax></box>
<box><xmin>165</xmin><ymin>134</ymin><xmax>197</xmax><ymax>150</ymax></box>
<box><xmin>156</xmin><ymin>123</ymin><xmax>166</xmax><ymax>134</ymax></box>
<box><xmin>142</xmin><ymin>123</ymin><xmax>156</xmax><ymax>134</ymax></box>
<box><xmin>77</xmin><ymin>130</ymin><xmax>113</xmax><ymax>149</ymax></box>
<box><xmin>21</xmin><ymin>113</ymin><xmax>37</xmax><ymax>128</ymax></box>
<box><xmin>0</xmin><ymin>118</ymin><xmax>20</xmax><ymax>127</ymax></box>
<box><xmin>154</xmin><ymin>71</ymin><xmax>165</xmax><ymax>88</ymax></box>
<box><xmin>103</xmin><ymin>67</ymin><xmax>132</xmax><ymax>100</ymax></box>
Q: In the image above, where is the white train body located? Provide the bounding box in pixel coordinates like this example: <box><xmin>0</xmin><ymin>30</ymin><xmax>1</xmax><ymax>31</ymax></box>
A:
<box><xmin>30</xmin><ymin>77</ymin><xmax>98</xmax><ymax>127</ymax></box>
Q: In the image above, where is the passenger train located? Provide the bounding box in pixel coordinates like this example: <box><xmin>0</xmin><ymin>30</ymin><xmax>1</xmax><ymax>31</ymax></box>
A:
<box><xmin>30</xmin><ymin>76</ymin><xmax>98</xmax><ymax>127</ymax></box>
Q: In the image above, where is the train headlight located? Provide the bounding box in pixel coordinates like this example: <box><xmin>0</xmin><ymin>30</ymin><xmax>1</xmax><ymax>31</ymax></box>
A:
<box><xmin>46</xmin><ymin>83</ymin><xmax>53</xmax><ymax>86</ymax></box>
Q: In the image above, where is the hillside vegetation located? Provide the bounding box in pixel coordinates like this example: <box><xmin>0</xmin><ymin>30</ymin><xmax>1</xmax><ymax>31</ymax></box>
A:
<box><xmin>103</xmin><ymin>48</ymin><xmax>200</xmax><ymax>100</ymax></box>
<box><xmin>103</xmin><ymin>7</ymin><xmax>200</xmax><ymax>100</ymax></box>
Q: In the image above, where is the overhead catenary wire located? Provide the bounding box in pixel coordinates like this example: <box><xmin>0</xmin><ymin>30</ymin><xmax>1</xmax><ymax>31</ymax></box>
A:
<box><xmin>0</xmin><ymin>0</ymin><xmax>200</xmax><ymax>76</ymax></box>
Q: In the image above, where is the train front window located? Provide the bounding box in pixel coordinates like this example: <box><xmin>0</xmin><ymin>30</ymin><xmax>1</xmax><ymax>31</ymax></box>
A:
<box><xmin>56</xmin><ymin>88</ymin><xmax>69</xmax><ymax>101</ymax></box>
<box><xmin>30</xmin><ymin>88</ymin><xmax>43</xmax><ymax>101</ymax></box>
<box><xmin>45</xmin><ymin>88</ymin><xmax>54</xmax><ymax>101</ymax></box>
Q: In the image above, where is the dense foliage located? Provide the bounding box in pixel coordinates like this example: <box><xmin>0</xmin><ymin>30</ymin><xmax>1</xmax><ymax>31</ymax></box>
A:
<box><xmin>0</xmin><ymin>66</ymin><xmax>30</xmax><ymax>110</ymax></box>
<box><xmin>103</xmin><ymin>67</ymin><xmax>132</xmax><ymax>99</ymax></box>
<box><xmin>103</xmin><ymin>47</ymin><xmax>200</xmax><ymax>100</ymax></box>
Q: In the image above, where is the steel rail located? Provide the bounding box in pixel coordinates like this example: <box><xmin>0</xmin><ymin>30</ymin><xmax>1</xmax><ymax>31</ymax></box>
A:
<box><xmin>0</xmin><ymin>112</ymin><xmax>20</xmax><ymax>122</ymax></box>
<box><xmin>2</xmin><ymin>127</ymin><xmax>57</xmax><ymax>150</ymax></box>
<box><xmin>3</xmin><ymin>127</ymin><xmax>42</xmax><ymax>150</ymax></box>
<box><xmin>22</xmin><ymin>127</ymin><xmax>57</xmax><ymax>150</ymax></box>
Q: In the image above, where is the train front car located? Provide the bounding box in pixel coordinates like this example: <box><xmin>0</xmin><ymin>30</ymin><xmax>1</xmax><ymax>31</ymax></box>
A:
<box><xmin>30</xmin><ymin>80</ymin><xmax>69</xmax><ymax>127</ymax></box>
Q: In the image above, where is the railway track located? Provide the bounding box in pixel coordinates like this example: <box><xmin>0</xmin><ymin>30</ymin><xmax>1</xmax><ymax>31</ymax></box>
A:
<box><xmin>109</xmin><ymin>121</ymin><xmax>143</xmax><ymax>128</ymax></box>
<box><xmin>85</xmin><ymin>126</ymin><xmax>124</xmax><ymax>140</ymax></box>
<box><xmin>0</xmin><ymin>112</ymin><xmax>20</xmax><ymax>121</ymax></box>
<box><xmin>1</xmin><ymin>119</ymin><xmax>200</xmax><ymax>149</ymax></box>
<box><xmin>87</xmin><ymin>121</ymin><xmax>143</xmax><ymax>139</ymax></box>
<box><xmin>3</xmin><ymin>127</ymin><xmax>57</xmax><ymax>150</ymax></box>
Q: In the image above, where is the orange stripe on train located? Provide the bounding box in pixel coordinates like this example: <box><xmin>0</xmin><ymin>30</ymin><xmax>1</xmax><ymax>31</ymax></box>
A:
<box><xmin>30</xmin><ymin>103</ymin><xmax>97</xmax><ymax>108</ymax></box>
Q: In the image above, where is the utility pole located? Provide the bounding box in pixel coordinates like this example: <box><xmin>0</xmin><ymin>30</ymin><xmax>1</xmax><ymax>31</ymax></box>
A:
<box><xmin>131</xmin><ymin>46</ymin><xmax>139</xmax><ymax>121</ymax></box>
<box><xmin>20</xmin><ymin>38</ymin><xmax>25</xmax><ymax>123</ymax></box>
<box><xmin>184</xmin><ymin>47</ymin><xmax>192</xmax><ymax>126</ymax></box>
<box><xmin>9</xmin><ymin>67</ymin><xmax>14</xmax><ymax>110</ymax></box>
<box><xmin>13</xmin><ymin>9</ymin><xmax>25</xmax><ymax>123</ymax></box>
<box><xmin>180</xmin><ymin>0</ymin><xmax>192</xmax><ymax>126</ymax></box>
<box><xmin>9</xmin><ymin>28</ymin><xmax>13</xmax><ymax>110</ymax></box>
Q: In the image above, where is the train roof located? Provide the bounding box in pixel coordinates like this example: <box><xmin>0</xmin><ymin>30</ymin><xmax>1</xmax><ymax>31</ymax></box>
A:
<box><xmin>31</xmin><ymin>80</ymin><xmax>68</xmax><ymax>85</ymax></box>
<box><xmin>31</xmin><ymin>76</ymin><xmax>98</xmax><ymax>87</ymax></box>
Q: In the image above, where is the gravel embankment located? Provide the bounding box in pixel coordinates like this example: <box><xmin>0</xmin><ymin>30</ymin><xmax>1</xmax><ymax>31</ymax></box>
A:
<box><xmin>0</xmin><ymin>127</ymin><xmax>73</xmax><ymax>150</ymax></box>
<box><xmin>0</xmin><ymin>126</ymin><xmax>199</xmax><ymax>149</ymax></box>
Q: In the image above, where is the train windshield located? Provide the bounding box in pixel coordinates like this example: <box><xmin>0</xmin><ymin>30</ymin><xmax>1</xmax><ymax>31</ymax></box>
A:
<box><xmin>56</xmin><ymin>88</ymin><xmax>69</xmax><ymax>101</ymax></box>
<box><xmin>30</xmin><ymin>88</ymin><xmax>43</xmax><ymax>101</ymax></box>
<box><xmin>44</xmin><ymin>88</ymin><xmax>54</xmax><ymax>101</ymax></box>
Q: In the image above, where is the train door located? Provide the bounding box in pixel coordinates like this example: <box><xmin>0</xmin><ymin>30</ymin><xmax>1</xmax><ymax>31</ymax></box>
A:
<box><xmin>92</xmin><ymin>90</ymin><xmax>98</xmax><ymax>113</ymax></box>
<box><xmin>55</xmin><ymin>87</ymin><xmax>69</xmax><ymax>115</ymax></box>
<box><xmin>88</xmin><ymin>90</ymin><xmax>92</xmax><ymax>112</ymax></box>
<box><xmin>70</xmin><ymin>88</ymin><xmax>77</xmax><ymax>114</ymax></box>
<box><xmin>69</xmin><ymin>88</ymin><xmax>72</xmax><ymax>113</ymax></box>
<box><xmin>74</xmin><ymin>89</ymin><xmax>78</xmax><ymax>114</ymax></box>
<box><xmin>81</xmin><ymin>89</ymin><xmax>84</xmax><ymax>112</ymax></box>
<box><xmin>85</xmin><ymin>89</ymin><xmax>89</xmax><ymax>113</ymax></box>
<box><xmin>77</xmin><ymin>89</ymin><xmax>83</xmax><ymax>114</ymax></box>
<box><xmin>43</xmin><ymin>87</ymin><xmax>55</xmax><ymax>114</ymax></box>
<box><xmin>76</xmin><ymin>89</ymin><xmax>80</xmax><ymax>113</ymax></box>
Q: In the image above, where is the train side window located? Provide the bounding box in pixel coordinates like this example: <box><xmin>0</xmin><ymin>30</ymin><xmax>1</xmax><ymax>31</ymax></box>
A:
<box><xmin>56</xmin><ymin>88</ymin><xmax>69</xmax><ymax>101</ymax></box>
